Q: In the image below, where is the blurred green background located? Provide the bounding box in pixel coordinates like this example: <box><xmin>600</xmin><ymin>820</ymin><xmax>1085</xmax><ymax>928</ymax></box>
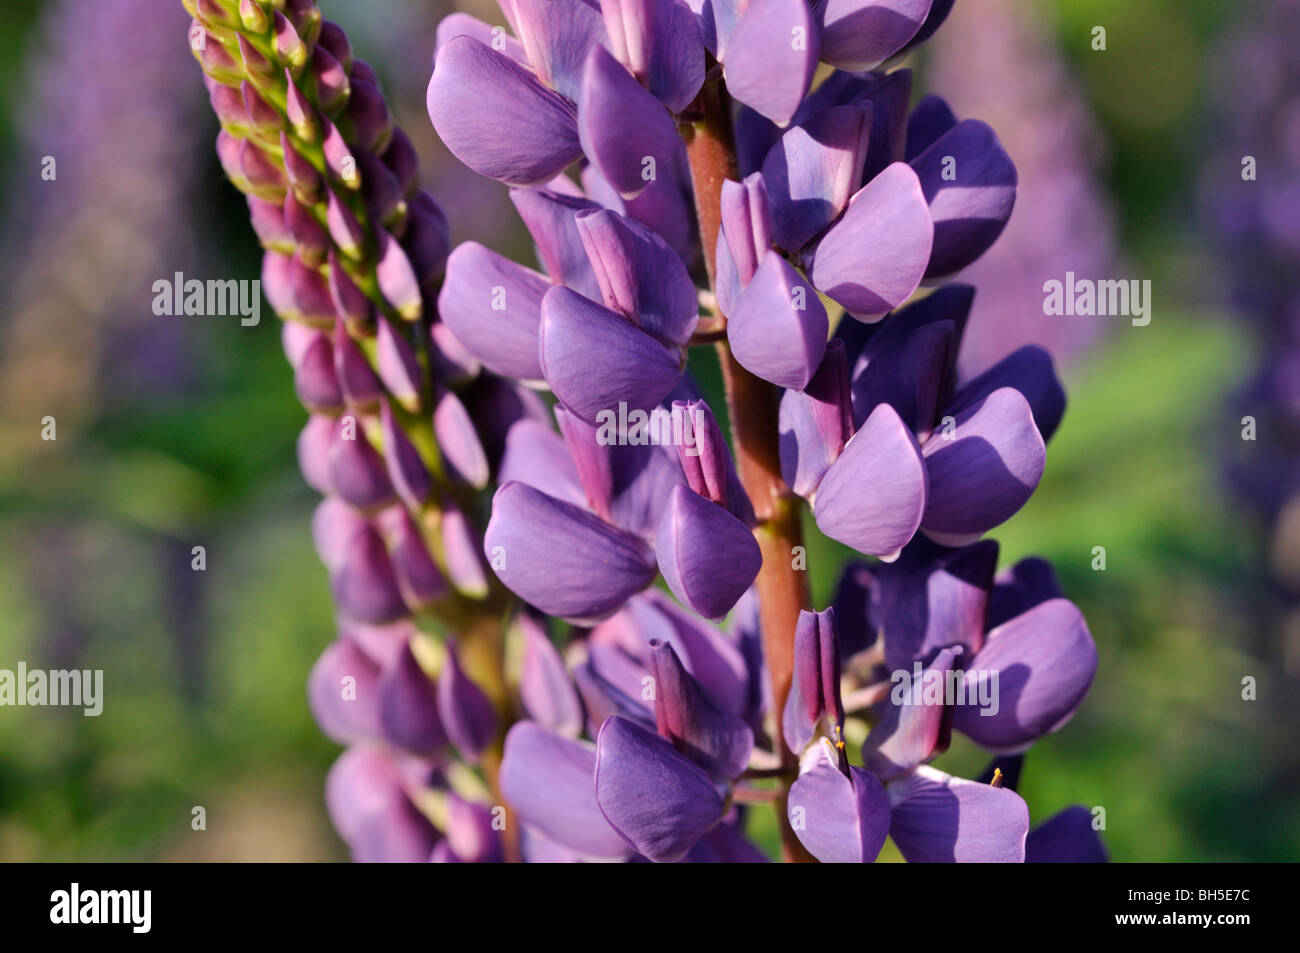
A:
<box><xmin>0</xmin><ymin>0</ymin><xmax>1295</xmax><ymax>861</ymax></box>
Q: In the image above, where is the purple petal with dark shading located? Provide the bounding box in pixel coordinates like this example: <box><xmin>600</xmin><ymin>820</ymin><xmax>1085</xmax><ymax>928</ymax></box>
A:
<box><xmin>599</xmin><ymin>0</ymin><xmax>706</xmax><ymax>112</ymax></box>
<box><xmin>518</xmin><ymin>614</ymin><xmax>583</xmax><ymax>737</ymax></box>
<box><xmin>811</xmin><ymin>162</ymin><xmax>933</xmax><ymax>321</ymax></box>
<box><xmin>863</xmin><ymin>645</ymin><xmax>960</xmax><ymax>779</ymax></box>
<box><xmin>1026</xmin><ymin>805</ymin><xmax>1108</xmax><ymax>863</ymax></box>
<box><xmin>444</xmin><ymin>794</ymin><xmax>504</xmax><ymax>863</ymax></box>
<box><xmin>781</xmin><ymin>608</ymin><xmax>844</xmax><ymax>755</ymax></box>
<box><xmin>378</xmin><ymin>637</ymin><xmax>447</xmax><ymax>755</ymax></box>
<box><xmin>441</xmin><ymin>502</ymin><xmax>490</xmax><ymax>598</ymax></box>
<box><xmin>876</xmin><ymin>536</ymin><xmax>998</xmax><ymax>670</ymax></box>
<box><xmin>434</xmin><ymin>12</ymin><xmax>528</xmax><ymax>67</ymax></box>
<box><xmin>728</xmin><ymin>251</ymin><xmax>828</xmax><ymax>390</ymax></box>
<box><xmin>945</xmin><ymin>345</ymin><xmax>1066</xmax><ymax>444</ymax></box>
<box><xmin>955</xmin><ymin>599</ymin><xmax>1097</xmax><ymax>752</ymax></box>
<box><xmin>433</xmin><ymin>388</ymin><xmax>490</xmax><ymax>489</ymax></box>
<box><xmin>439</xmin><ymin>241</ymin><xmax>550</xmax><ymax>381</ymax></box>
<box><xmin>909</xmin><ymin>119</ymin><xmax>1017</xmax><ymax>279</ymax></box>
<box><xmin>595</xmin><ymin>716</ymin><xmax>728</xmax><ymax>862</ymax></box>
<box><xmin>986</xmin><ymin>557</ymin><xmax>1063</xmax><ymax>630</ymax></box>
<box><xmin>510</xmin><ymin>0</ymin><xmax>608</xmax><ymax>102</ymax></box>
<box><xmin>920</xmin><ymin>387</ymin><xmax>1045</xmax><ymax>543</ymax></box>
<box><xmin>309</xmin><ymin>638</ymin><xmax>382</xmax><ymax>744</ymax></box>
<box><xmin>385</xmin><ymin>507</ymin><xmax>448</xmax><ymax>611</ymax></box>
<box><xmin>578</xmin><ymin>45</ymin><xmax>682</xmax><ymax>199</ymax></box>
<box><xmin>501</xmin><ymin>722</ymin><xmax>632</xmax><ymax>859</ymax></box>
<box><xmin>816</xmin><ymin>0</ymin><xmax>933</xmax><ymax>71</ymax></box>
<box><xmin>312</xmin><ymin>495</ymin><xmax>368</xmax><ymax>571</ymax></box>
<box><xmin>333</xmin><ymin>322</ymin><xmax>382</xmax><ymax>410</ymax></box>
<box><xmin>850</xmin><ymin>315</ymin><xmax>954</xmax><ymax>438</ymax></box>
<box><xmin>675</xmin><ymin>399</ymin><xmax>755</xmax><ymax>525</ymax></box>
<box><xmin>813</xmin><ymin>403</ymin><xmax>928</xmax><ymax>559</ymax></box>
<box><xmin>576</xmin><ymin>208</ymin><xmax>699</xmax><ymax>346</ymax></box>
<box><xmin>484</xmin><ymin>481</ymin><xmax>657</xmax><ymax>621</ymax></box>
<box><xmin>380</xmin><ymin>400</ymin><xmax>432</xmax><ymax>512</ymax></box>
<box><xmin>295</xmin><ymin>331</ymin><xmax>343</xmax><ymax>413</ymax></box>
<box><xmin>649</xmin><ymin>639</ymin><xmax>754</xmax><ymax>780</ymax></box>
<box><xmin>375</xmin><ymin>320</ymin><xmax>423</xmax><ymax>413</ymax></box>
<box><xmin>510</xmin><ymin>187</ymin><xmax>603</xmax><ymax>299</ymax></box>
<box><xmin>724</xmin><ymin>0</ymin><xmax>819</xmax><ymax>125</ymax></box>
<box><xmin>539</xmin><ymin>285</ymin><xmax>683</xmax><ymax>422</ymax></box>
<box><xmin>762</xmin><ymin>104</ymin><xmax>873</xmax><ymax>252</ymax></box>
<box><xmin>437</xmin><ymin>644</ymin><xmax>498</xmax><ymax>764</ymax></box>
<box><xmin>887</xmin><ymin>765</ymin><xmax>1029</xmax><ymax>862</ymax></box>
<box><xmin>498</xmin><ymin>418</ymin><xmax>587</xmax><ymax>507</ymax></box>
<box><xmin>331</xmin><ymin>523</ymin><xmax>407</xmax><ymax>624</ymax></box>
<box><xmin>656</xmin><ymin>485</ymin><xmax>762</xmax><ymax>620</ymax></box>
<box><xmin>427</xmin><ymin>36</ymin><xmax>581</xmax><ymax>186</ymax></box>
<box><xmin>297</xmin><ymin>414</ymin><xmax>335</xmax><ymax>494</ymax></box>
<box><xmin>905</xmin><ymin>93</ymin><xmax>957</xmax><ymax>161</ymax></box>
<box><xmin>328</xmin><ymin>416</ymin><xmax>395</xmax><ymax>511</ymax></box>
<box><xmin>788</xmin><ymin>739</ymin><xmax>890</xmax><ymax>863</ymax></box>
<box><xmin>778</xmin><ymin>340</ymin><xmax>854</xmax><ymax>497</ymax></box>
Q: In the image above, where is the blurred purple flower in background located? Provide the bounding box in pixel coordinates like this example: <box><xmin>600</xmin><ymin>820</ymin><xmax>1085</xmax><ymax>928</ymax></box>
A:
<box><xmin>187</xmin><ymin>0</ymin><xmax>1104</xmax><ymax>862</ymax></box>
<box><xmin>924</xmin><ymin>0</ymin><xmax>1121</xmax><ymax>377</ymax></box>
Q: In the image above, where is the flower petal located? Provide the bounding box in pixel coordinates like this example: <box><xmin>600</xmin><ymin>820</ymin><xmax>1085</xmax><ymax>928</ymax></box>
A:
<box><xmin>887</xmin><ymin>764</ymin><xmax>1029</xmax><ymax>862</ymax></box>
<box><xmin>728</xmin><ymin>251</ymin><xmax>829</xmax><ymax>390</ymax></box>
<box><xmin>788</xmin><ymin>739</ymin><xmax>890</xmax><ymax>863</ymax></box>
<box><xmin>817</xmin><ymin>0</ymin><xmax>933</xmax><ymax>71</ymax></box>
<box><xmin>724</xmin><ymin>0</ymin><xmax>819</xmax><ymax>125</ymax></box>
<box><xmin>778</xmin><ymin>340</ymin><xmax>854</xmax><ymax>497</ymax></box>
<box><xmin>649</xmin><ymin>638</ymin><xmax>754</xmax><ymax>780</ymax></box>
<box><xmin>656</xmin><ymin>484</ymin><xmax>762</xmax><ymax>620</ymax></box>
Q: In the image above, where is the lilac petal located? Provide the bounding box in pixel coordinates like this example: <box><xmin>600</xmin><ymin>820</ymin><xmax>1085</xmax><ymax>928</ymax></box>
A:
<box><xmin>718</xmin><ymin>173</ymin><xmax>773</xmax><ymax>291</ymax></box>
<box><xmin>884</xmin><ymin>282</ymin><xmax>975</xmax><ymax>404</ymax></box>
<box><xmin>437</xmin><ymin>644</ymin><xmax>498</xmax><ymax>764</ymax></box>
<box><xmin>858</xmin><ymin>69</ymin><xmax>913</xmax><ymax>182</ymax></box>
<box><xmin>863</xmin><ymin>645</ymin><xmax>960</xmax><ymax>779</ymax></box>
<box><xmin>724</xmin><ymin>0</ymin><xmax>819</xmax><ymax>125</ymax></box>
<box><xmin>813</xmin><ymin>403</ymin><xmax>928</xmax><ymax>559</ymax></box>
<box><xmin>909</xmin><ymin>120</ymin><xmax>1017</xmax><ymax>279</ymax></box>
<box><xmin>1026</xmin><ymin>805</ymin><xmax>1108</xmax><ymax>863</ymax></box>
<box><xmin>575</xmin><ymin>208</ymin><xmax>699</xmax><ymax>346</ymax></box>
<box><xmin>987</xmin><ymin>557</ymin><xmax>1064</xmax><ymax>630</ymax></box>
<box><xmin>309</xmin><ymin>638</ymin><xmax>382</xmax><ymax>744</ymax></box>
<box><xmin>428</xmin><ymin>322</ymin><xmax>480</xmax><ymax>385</ymax></box>
<box><xmin>444</xmin><ymin>794</ymin><xmax>504</xmax><ymax>863</ymax></box>
<box><xmin>955</xmin><ymin>599</ymin><xmax>1097</xmax><ymax>752</ymax></box>
<box><xmin>378</xmin><ymin>636</ymin><xmax>447</xmax><ymax>755</ymax></box>
<box><xmin>434</xmin><ymin>12</ymin><xmax>528</xmax><ymax>67</ymax></box>
<box><xmin>945</xmin><ymin>345</ymin><xmax>1066</xmax><ymax>444</ymax></box>
<box><xmin>886</xmin><ymin>765</ymin><xmax>1029</xmax><ymax>863</ymax></box>
<box><xmin>851</xmin><ymin>317</ymin><xmax>955</xmax><ymax>440</ymax></box>
<box><xmin>578</xmin><ymin>45</ymin><xmax>682</xmax><ymax>200</ymax></box>
<box><xmin>427</xmin><ymin>36</ymin><xmax>581</xmax><ymax>186</ymax></box>
<box><xmin>385</xmin><ymin>507</ymin><xmax>449</xmax><ymax>611</ymax></box>
<box><xmin>484</xmin><ymin>481</ymin><xmax>657</xmax><ymax>621</ymax></box>
<box><xmin>325</xmin><ymin>747</ymin><xmax>439</xmax><ymax>863</ymax></box>
<box><xmin>539</xmin><ymin>285</ymin><xmax>683</xmax><ymax>422</ymax></box>
<box><xmin>338</xmin><ymin>617</ymin><xmax>413</xmax><ymax>671</ymax></box>
<box><xmin>655</xmin><ymin>485</ymin><xmax>762</xmax><ymax>621</ymax></box>
<box><xmin>648</xmin><ymin>638</ymin><xmax>754</xmax><ymax>780</ymax></box>
<box><xmin>573</xmin><ymin>654</ymin><xmax>656</xmax><ymax>735</ymax></box>
<box><xmin>919</xmin><ymin>387</ymin><xmax>1045</xmax><ymax>543</ymax></box>
<box><xmin>432</xmin><ymin>388</ymin><xmax>490</xmax><ymax>489</ymax></box>
<box><xmin>595</xmin><ymin>716</ymin><xmax>728</xmax><ymax>862</ymax></box>
<box><xmin>297</xmin><ymin>414</ymin><xmax>336</xmax><ymax>494</ymax></box>
<box><xmin>438</xmin><ymin>241</ymin><xmax>550</xmax><ymax>381</ymax></box>
<box><xmin>781</xmin><ymin>608</ymin><xmax>845</xmax><ymax>755</ymax></box>
<box><xmin>788</xmin><ymin>739</ymin><xmax>890</xmax><ymax>863</ymax></box>
<box><xmin>762</xmin><ymin>104</ymin><xmax>873</xmax><ymax>252</ymax></box>
<box><xmin>510</xmin><ymin>187</ymin><xmax>603</xmax><ymax>299</ymax></box>
<box><xmin>247</xmin><ymin>195</ymin><xmax>293</xmax><ymax>253</ymax></box>
<box><xmin>905</xmin><ymin>93</ymin><xmax>957</xmax><ymax>161</ymax></box>
<box><xmin>510</xmin><ymin>0</ymin><xmax>608</xmax><ymax>102</ymax></box>
<box><xmin>811</xmin><ymin>162</ymin><xmax>934</xmax><ymax>321</ymax></box>
<box><xmin>329</xmin><ymin>415</ymin><xmax>396</xmax><ymax>511</ymax></box>
<box><xmin>899</xmin><ymin>0</ymin><xmax>954</xmax><ymax>52</ymax></box>
<box><xmin>328</xmin><ymin>249</ymin><xmax>373</xmax><ymax>332</ymax></box>
<box><xmin>675</xmin><ymin>399</ymin><xmax>755</xmax><ymax>526</ymax></box>
<box><xmin>331</xmin><ymin>523</ymin><xmax>407</xmax><ymax>624</ymax></box>
<box><xmin>876</xmin><ymin>537</ymin><xmax>998</xmax><ymax>670</ymax></box>
<box><xmin>518</xmin><ymin>615</ymin><xmax>584</xmax><ymax>737</ymax></box>
<box><xmin>599</xmin><ymin>0</ymin><xmax>706</xmax><ymax>112</ymax></box>
<box><xmin>295</xmin><ymin>331</ymin><xmax>343</xmax><ymax>413</ymax></box>
<box><xmin>441</xmin><ymin>501</ymin><xmax>490</xmax><ymax>598</ymax></box>
<box><xmin>312</xmin><ymin>495</ymin><xmax>368</xmax><ymax>571</ymax></box>
<box><xmin>817</xmin><ymin>0</ymin><xmax>933</xmax><ymax>71</ymax></box>
<box><xmin>501</xmin><ymin>721</ymin><xmax>632</xmax><ymax>859</ymax></box>
<box><xmin>375</xmin><ymin>320</ymin><xmax>423</xmax><ymax>413</ymax></box>
<box><xmin>778</xmin><ymin>340</ymin><xmax>854</xmax><ymax>497</ymax></box>
<box><xmin>379</xmin><ymin>400</ymin><xmax>432</xmax><ymax>512</ymax></box>
<box><xmin>375</xmin><ymin>229</ymin><xmax>423</xmax><ymax>321</ymax></box>
<box><xmin>333</xmin><ymin>321</ymin><xmax>382</xmax><ymax>410</ymax></box>
<box><xmin>498</xmin><ymin>418</ymin><xmax>587</xmax><ymax>507</ymax></box>
<box><xmin>728</xmin><ymin>251</ymin><xmax>828</xmax><ymax>390</ymax></box>
<box><xmin>642</xmin><ymin>592</ymin><xmax>753</xmax><ymax>717</ymax></box>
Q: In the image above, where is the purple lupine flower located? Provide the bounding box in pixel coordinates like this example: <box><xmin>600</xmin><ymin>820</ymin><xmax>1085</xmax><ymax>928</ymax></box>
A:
<box><xmin>186</xmin><ymin>0</ymin><xmax>1101</xmax><ymax>862</ymax></box>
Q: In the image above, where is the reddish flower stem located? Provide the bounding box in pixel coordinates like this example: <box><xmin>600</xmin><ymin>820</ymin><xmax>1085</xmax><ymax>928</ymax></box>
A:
<box><xmin>685</xmin><ymin>79</ymin><xmax>815</xmax><ymax>863</ymax></box>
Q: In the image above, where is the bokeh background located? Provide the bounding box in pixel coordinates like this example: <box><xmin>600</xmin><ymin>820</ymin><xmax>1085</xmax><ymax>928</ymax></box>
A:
<box><xmin>1</xmin><ymin>0</ymin><xmax>1296</xmax><ymax>861</ymax></box>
